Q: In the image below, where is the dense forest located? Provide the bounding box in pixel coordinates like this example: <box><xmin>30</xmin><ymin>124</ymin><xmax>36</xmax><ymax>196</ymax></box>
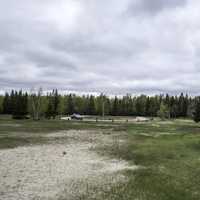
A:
<box><xmin>0</xmin><ymin>89</ymin><xmax>200</xmax><ymax>121</ymax></box>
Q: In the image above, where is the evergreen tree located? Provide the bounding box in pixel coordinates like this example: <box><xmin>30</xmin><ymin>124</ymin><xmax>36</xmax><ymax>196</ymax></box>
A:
<box><xmin>88</xmin><ymin>95</ymin><xmax>96</xmax><ymax>115</ymax></box>
<box><xmin>145</xmin><ymin>96</ymin><xmax>150</xmax><ymax>116</ymax></box>
<box><xmin>183</xmin><ymin>94</ymin><xmax>189</xmax><ymax>117</ymax></box>
<box><xmin>193</xmin><ymin>97</ymin><xmax>200</xmax><ymax>123</ymax></box>
<box><xmin>2</xmin><ymin>92</ymin><xmax>10</xmax><ymax>114</ymax></box>
<box><xmin>0</xmin><ymin>90</ymin><xmax>198</xmax><ymax>119</ymax></box>
<box><xmin>112</xmin><ymin>97</ymin><xmax>119</xmax><ymax>116</ymax></box>
<box><xmin>136</xmin><ymin>95</ymin><xmax>146</xmax><ymax>116</ymax></box>
<box><xmin>178</xmin><ymin>93</ymin><xmax>185</xmax><ymax>117</ymax></box>
<box><xmin>66</xmin><ymin>94</ymin><xmax>74</xmax><ymax>115</ymax></box>
<box><xmin>149</xmin><ymin>97</ymin><xmax>159</xmax><ymax>116</ymax></box>
<box><xmin>165</xmin><ymin>94</ymin><xmax>170</xmax><ymax>108</ymax></box>
<box><xmin>12</xmin><ymin>90</ymin><xmax>28</xmax><ymax>119</ymax></box>
<box><xmin>45</xmin><ymin>93</ymin><xmax>53</xmax><ymax>119</ymax></box>
<box><xmin>45</xmin><ymin>90</ymin><xmax>60</xmax><ymax>119</ymax></box>
<box><xmin>0</xmin><ymin>95</ymin><xmax>4</xmax><ymax>114</ymax></box>
<box><xmin>10</xmin><ymin>90</ymin><xmax>15</xmax><ymax>114</ymax></box>
<box><xmin>53</xmin><ymin>89</ymin><xmax>60</xmax><ymax>119</ymax></box>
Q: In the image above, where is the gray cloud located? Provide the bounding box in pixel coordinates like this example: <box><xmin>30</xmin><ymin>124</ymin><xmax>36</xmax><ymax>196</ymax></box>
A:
<box><xmin>0</xmin><ymin>0</ymin><xmax>200</xmax><ymax>95</ymax></box>
<box><xmin>24</xmin><ymin>49</ymin><xmax>77</xmax><ymax>70</ymax></box>
<box><xmin>127</xmin><ymin>0</ymin><xmax>187</xmax><ymax>16</ymax></box>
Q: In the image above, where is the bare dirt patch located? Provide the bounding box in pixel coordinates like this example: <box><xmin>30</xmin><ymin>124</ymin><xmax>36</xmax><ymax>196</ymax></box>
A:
<box><xmin>0</xmin><ymin>130</ymin><xmax>137</xmax><ymax>200</ymax></box>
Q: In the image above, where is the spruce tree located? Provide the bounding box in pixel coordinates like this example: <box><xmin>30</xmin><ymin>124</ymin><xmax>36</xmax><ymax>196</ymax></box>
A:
<box><xmin>145</xmin><ymin>96</ymin><xmax>150</xmax><ymax>116</ymax></box>
<box><xmin>88</xmin><ymin>95</ymin><xmax>96</xmax><ymax>115</ymax></box>
<box><xmin>53</xmin><ymin>89</ymin><xmax>60</xmax><ymax>119</ymax></box>
<box><xmin>45</xmin><ymin>92</ymin><xmax>53</xmax><ymax>119</ymax></box>
<box><xmin>10</xmin><ymin>90</ymin><xmax>15</xmax><ymax>114</ymax></box>
<box><xmin>12</xmin><ymin>90</ymin><xmax>28</xmax><ymax>119</ymax></box>
<box><xmin>193</xmin><ymin>97</ymin><xmax>200</xmax><ymax>123</ymax></box>
<box><xmin>112</xmin><ymin>96</ymin><xmax>119</xmax><ymax>116</ymax></box>
<box><xmin>2</xmin><ymin>93</ymin><xmax>10</xmax><ymax>114</ymax></box>
<box><xmin>67</xmin><ymin>94</ymin><xmax>74</xmax><ymax>115</ymax></box>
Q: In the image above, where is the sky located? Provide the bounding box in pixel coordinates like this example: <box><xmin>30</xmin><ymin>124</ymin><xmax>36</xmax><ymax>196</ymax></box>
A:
<box><xmin>0</xmin><ymin>0</ymin><xmax>200</xmax><ymax>95</ymax></box>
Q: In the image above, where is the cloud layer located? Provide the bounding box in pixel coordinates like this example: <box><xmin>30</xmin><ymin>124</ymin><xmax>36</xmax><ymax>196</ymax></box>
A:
<box><xmin>0</xmin><ymin>0</ymin><xmax>200</xmax><ymax>95</ymax></box>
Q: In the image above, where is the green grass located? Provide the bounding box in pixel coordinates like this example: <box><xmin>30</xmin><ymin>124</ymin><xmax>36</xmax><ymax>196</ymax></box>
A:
<box><xmin>1</xmin><ymin>115</ymin><xmax>200</xmax><ymax>199</ymax></box>
<box><xmin>0</xmin><ymin>118</ymin><xmax>116</xmax><ymax>134</ymax></box>
<box><xmin>87</xmin><ymin>120</ymin><xmax>200</xmax><ymax>200</ymax></box>
<box><xmin>0</xmin><ymin>115</ymin><xmax>118</xmax><ymax>149</ymax></box>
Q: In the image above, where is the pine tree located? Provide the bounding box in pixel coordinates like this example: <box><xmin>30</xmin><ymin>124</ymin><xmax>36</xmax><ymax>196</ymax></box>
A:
<box><xmin>88</xmin><ymin>95</ymin><xmax>96</xmax><ymax>115</ymax></box>
<box><xmin>136</xmin><ymin>95</ymin><xmax>146</xmax><ymax>116</ymax></box>
<box><xmin>53</xmin><ymin>89</ymin><xmax>60</xmax><ymax>119</ymax></box>
<box><xmin>2</xmin><ymin>92</ymin><xmax>10</xmax><ymax>114</ymax></box>
<box><xmin>10</xmin><ymin>90</ymin><xmax>15</xmax><ymax>115</ymax></box>
<box><xmin>193</xmin><ymin>97</ymin><xmax>200</xmax><ymax>123</ymax></box>
<box><xmin>183</xmin><ymin>94</ymin><xmax>189</xmax><ymax>117</ymax></box>
<box><xmin>0</xmin><ymin>95</ymin><xmax>4</xmax><ymax>114</ymax></box>
<box><xmin>12</xmin><ymin>90</ymin><xmax>28</xmax><ymax>119</ymax></box>
<box><xmin>66</xmin><ymin>94</ymin><xmax>75</xmax><ymax>115</ymax></box>
<box><xmin>145</xmin><ymin>96</ymin><xmax>150</xmax><ymax>116</ymax></box>
<box><xmin>45</xmin><ymin>92</ymin><xmax>53</xmax><ymax>119</ymax></box>
<box><xmin>112</xmin><ymin>96</ymin><xmax>119</xmax><ymax>116</ymax></box>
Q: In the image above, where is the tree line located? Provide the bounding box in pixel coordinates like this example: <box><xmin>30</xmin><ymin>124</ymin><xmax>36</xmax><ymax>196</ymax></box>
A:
<box><xmin>0</xmin><ymin>89</ymin><xmax>200</xmax><ymax>122</ymax></box>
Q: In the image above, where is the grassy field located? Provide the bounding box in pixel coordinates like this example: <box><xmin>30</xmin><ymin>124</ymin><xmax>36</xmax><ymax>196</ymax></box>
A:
<box><xmin>91</xmin><ymin>119</ymin><xmax>200</xmax><ymax>200</ymax></box>
<box><xmin>0</xmin><ymin>115</ymin><xmax>120</xmax><ymax>149</ymax></box>
<box><xmin>1</xmin><ymin>116</ymin><xmax>200</xmax><ymax>200</ymax></box>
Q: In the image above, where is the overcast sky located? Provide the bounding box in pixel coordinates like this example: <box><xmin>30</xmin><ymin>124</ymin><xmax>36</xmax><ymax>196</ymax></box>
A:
<box><xmin>0</xmin><ymin>0</ymin><xmax>200</xmax><ymax>95</ymax></box>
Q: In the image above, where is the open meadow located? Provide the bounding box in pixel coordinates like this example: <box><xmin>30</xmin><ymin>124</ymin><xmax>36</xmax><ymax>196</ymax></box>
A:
<box><xmin>1</xmin><ymin>116</ymin><xmax>200</xmax><ymax>200</ymax></box>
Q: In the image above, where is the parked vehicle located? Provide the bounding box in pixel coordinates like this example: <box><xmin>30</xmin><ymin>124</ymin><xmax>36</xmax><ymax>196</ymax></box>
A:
<box><xmin>71</xmin><ymin>113</ymin><xmax>83</xmax><ymax>120</ymax></box>
<box><xmin>61</xmin><ymin>116</ymin><xmax>71</xmax><ymax>121</ymax></box>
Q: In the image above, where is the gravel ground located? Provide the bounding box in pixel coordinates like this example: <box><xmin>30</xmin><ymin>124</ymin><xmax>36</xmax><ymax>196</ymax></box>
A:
<box><xmin>0</xmin><ymin>130</ymin><xmax>135</xmax><ymax>200</ymax></box>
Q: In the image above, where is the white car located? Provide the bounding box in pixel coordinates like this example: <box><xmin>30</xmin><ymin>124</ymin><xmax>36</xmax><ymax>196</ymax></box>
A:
<box><xmin>61</xmin><ymin>116</ymin><xmax>72</xmax><ymax>121</ymax></box>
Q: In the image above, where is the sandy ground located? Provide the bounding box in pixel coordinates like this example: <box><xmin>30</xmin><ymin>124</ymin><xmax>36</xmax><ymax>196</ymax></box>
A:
<box><xmin>0</xmin><ymin>130</ymin><xmax>136</xmax><ymax>200</ymax></box>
